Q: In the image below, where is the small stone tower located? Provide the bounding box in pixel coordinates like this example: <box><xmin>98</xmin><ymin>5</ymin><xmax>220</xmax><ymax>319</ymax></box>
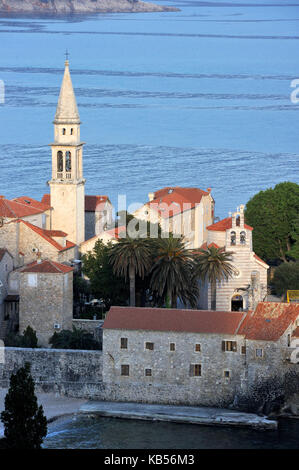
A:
<box><xmin>49</xmin><ymin>59</ymin><xmax>85</xmax><ymax>246</ymax></box>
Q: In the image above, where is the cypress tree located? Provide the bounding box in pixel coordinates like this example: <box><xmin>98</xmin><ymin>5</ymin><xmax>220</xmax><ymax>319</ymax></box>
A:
<box><xmin>0</xmin><ymin>362</ymin><xmax>48</xmax><ymax>449</ymax></box>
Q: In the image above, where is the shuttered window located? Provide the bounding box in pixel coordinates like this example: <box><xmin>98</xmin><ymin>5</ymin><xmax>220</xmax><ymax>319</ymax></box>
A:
<box><xmin>222</xmin><ymin>341</ymin><xmax>237</xmax><ymax>352</ymax></box>
<box><xmin>121</xmin><ymin>365</ymin><xmax>129</xmax><ymax>376</ymax></box>
<box><xmin>189</xmin><ymin>364</ymin><xmax>201</xmax><ymax>377</ymax></box>
<box><xmin>120</xmin><ymin>338</ymin><xmax>128</xmax><ymax>349</ymax></box>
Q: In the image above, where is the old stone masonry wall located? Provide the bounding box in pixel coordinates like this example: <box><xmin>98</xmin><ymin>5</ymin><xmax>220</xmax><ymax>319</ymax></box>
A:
<box><xmin>0</xmin><ymin>347</ymin><xmax>104</xmax><ymax>398</ymax></box>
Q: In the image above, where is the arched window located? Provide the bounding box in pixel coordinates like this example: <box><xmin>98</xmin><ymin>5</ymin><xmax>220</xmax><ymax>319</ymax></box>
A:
<box><xmin>236</xmin><ymin>215</ymin><xmax>240</xmax><ymax>227</ymax></box>
<box><xmin>57</xmin><ymin>151</ymin><xmax>63</xmax><ymax>172</ymax></box>
<box><xmin>231</xmin><ymin>231</ymin><xmax>236</xmax><ymax>245</ymax></box>
<box><xmin>62</xmin><ymin>128</ymin><xmax>66</xmax><ymax>135</ymax></box>
<box><xmin>240</xmin><ymin>231</ymin><xmax>246</xmax><ymax>245</ymax></box>
<box><xmin>70</xmin><ymin>128</ymin><xmax>73</xmax><ymax>135</ymax></box>
<box><xmin>65</xmin><ymin>151</ymin><xmax>71</xmax><ymax>172</ymax></box>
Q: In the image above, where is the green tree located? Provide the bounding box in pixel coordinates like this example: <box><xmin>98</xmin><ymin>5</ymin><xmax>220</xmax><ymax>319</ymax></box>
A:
<box><xmin>49</xmin><ymin>326</ymin><xmax>101</xmax><ymax>350</ymax></box>
<box><xmin>245</xmin><ymin>182</ymin><xmax>299</xmax><ymax>263</ymax></box>
<box><xmin>195</xmin><ymin>246</ymin><xmax>237</xmax><ymax>311</ymax></box>
<box><xmin>271</xmin><ymin>261</ymin><xmax>299</xmax><ymax>297</ymax></box>
<box><xmin>82</xmin><ymin>239</ymin><xmax>129</xmax><ymax>309</ymax></box>
<box><xmin>150</xmin><ymin>236</ymin><xmax>199</xmax><ymax>308</ymax></box>
<box><xmin>109</xmin><ymin>236</ymin><xmax>153</xmax><ymax>307</ymax></box>
<box><xmin>0</xmin><ymin>362</ymin><xmax>47</xmax><ymax>449</ymax></box>
<box><xmin>5</xmin><ymin>326</ymin><xmax>39</xmax><ymax>348</ymax></box>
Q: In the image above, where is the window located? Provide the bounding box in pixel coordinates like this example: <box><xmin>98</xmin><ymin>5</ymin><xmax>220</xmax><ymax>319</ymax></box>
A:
<box><xmin>240</xmin><ymin>231</ymin><xmax>246</xmax><ymax>245</ymax></box>
<box><xmin>222</xmin><ymin>341</ymin><xmax>237</xmax><ymax>352</ymax></box>
<box><xmin>120</xmin><ymin>338</ymin><xmax>128</xmax><ymax>349</ymax></box>
<box><xmin>27</xmin><ymin>274</ymin><xmax>37</xmax><ymax>287</ymax></box>
<box><xmin>230</xmin><ymin>231</ymin><xmax>236</xmax><ymax>246</ymax></box>
<box><xmin>287</xmin><ymin>334</ymin><xmax>291</xmax><ymax>347</ymax></box>
<box><xmin>121</xmin><ymin>365</ymin><xmax>129</xmax><ymax>376</ymax></box>
<box><xmin>170</xmin><ymin>343</ymin><xmax>175</xmax><ymax>351</ymax></box>
<box><xmin>189</xmin><ymin>364</ymin><xmax>201</xmax><ymax>377</ymax></box>
<box><xmin>195</xmin><ymin>344</ymin><xmax>201</xmax><ymax>352</ymax></box>
<box><xmin>57</xmin><ymin>151</ymin><xmax>63</xmax><ymax>172</ymax></box>
<box><xmin>224</xmin><ymin>370</ymin><xmax>230</xmax><ymax>378</ymax></box>
<box><xmin>145</xmin><ymin>368</ymin><xmax>152</xmax><ymax>377</ymax></box>
<box><xmin>65</xmin><ymin>151</ymin><xmax>71</xmax><ymax>172</ymax></box>
<box><xmin>145</xmin><ymin>342</ymin><xmax>154</xmax><ymax>351</ymax></box>
<box><xmin>241</xmin><ymin>346</ymin><xmax>246</xmax><ymax>355</ymax></box>
<box><xmin>236</xmin><ymin>215</ymin><xmax>240</xmax><ymax>227</ymax></box>
<box><xmin>255</xmin><ymin>348</ymin><xmax>263</xmax><ymax>358</ymax></box>
<box><xmin>62</xmin><ymin>128</ymin><xmax>66</xmax><ymax>135</ymax></box>
<box><xmin>70</xmin><ymin>128</ymin><xmax>73</xmax><ymax>135</ymax></box>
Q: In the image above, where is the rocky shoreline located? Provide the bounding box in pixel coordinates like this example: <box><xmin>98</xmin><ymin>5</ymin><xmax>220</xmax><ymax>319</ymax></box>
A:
<box><xmin>0</xmin><ymin>0</ymin><xmax>179</xmax><ymax>15</ymax></box>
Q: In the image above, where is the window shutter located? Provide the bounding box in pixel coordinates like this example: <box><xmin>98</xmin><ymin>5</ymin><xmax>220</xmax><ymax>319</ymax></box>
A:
<box><xmin>189</xmin><ymin>364</ymin><xmax>194</xmax><ymax>377</ymax></box>
<box><xmin>222</xmin><ymin>341</ymin><xmax>226</xmax><ymax>351</ymax></box>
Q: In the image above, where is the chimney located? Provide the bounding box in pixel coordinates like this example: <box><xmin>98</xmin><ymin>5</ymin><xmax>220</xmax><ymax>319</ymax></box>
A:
<box><xmin>148</xmin><ymin>192</ymin><xmax>155</xmax><ymax>202</ymax></box>
<box><xmin>207</xmin><ymin>188</ymin><xmax>212</xmax><ymax>193</ymax></box>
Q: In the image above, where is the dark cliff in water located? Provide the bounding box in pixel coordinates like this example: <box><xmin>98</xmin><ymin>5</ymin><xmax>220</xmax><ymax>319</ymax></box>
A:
<box><xmin>0</xmin><ymin>0</ymin><xmax>179</xmax><ymax>14</ymax></box>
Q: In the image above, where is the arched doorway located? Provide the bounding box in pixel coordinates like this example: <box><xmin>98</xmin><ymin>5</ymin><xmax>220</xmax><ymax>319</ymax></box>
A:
<box><xmin>231</xmin><ymin>294</ymin><xmax>243</xmax><ymax>311</ymax></box>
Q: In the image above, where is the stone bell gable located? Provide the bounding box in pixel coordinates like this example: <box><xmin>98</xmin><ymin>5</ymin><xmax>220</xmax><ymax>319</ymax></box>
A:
<box><xmin>19</xmin><ymin>259</ymin><xmax>73</xmax><ymax>347</ymax></box>
<box><xmin>198</xmin><ymin>205</ymin><xmax>269</xmax><ymax>312</ymax></box>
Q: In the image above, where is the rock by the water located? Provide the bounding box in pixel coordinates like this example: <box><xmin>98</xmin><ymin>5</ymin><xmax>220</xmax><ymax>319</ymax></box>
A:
<box><xmin>0</xmin><ymin>0</ymin><xmax>179</xmax><ymax>14</ymax></box>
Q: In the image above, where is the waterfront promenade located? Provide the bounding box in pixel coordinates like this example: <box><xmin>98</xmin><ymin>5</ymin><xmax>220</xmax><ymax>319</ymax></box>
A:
<box><xmin>0</xmin><ymin>390</ymin><xmax>276</xmax><ymax>432</ymax></box>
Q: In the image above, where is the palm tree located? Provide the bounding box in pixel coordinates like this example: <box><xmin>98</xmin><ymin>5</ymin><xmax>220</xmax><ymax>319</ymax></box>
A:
<box><xmin>109</xmin><ymin>236</ymin><xmax>153</xmax><ymax>307</ymax></box>
<box><xmin>150</xmin><ymin>236</ymin><xmax>199</xmax><ymax>308</ymax></box>
<box><xmin>194</xmin><ymin>245</ymin><xmax>237</xmax><ymax>311</ymax></box>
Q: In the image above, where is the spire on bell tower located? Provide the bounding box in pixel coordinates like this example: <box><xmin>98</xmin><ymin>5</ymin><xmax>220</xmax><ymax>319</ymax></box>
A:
<box><xmin>49</xmin><ymin>57</ymin><xmax>85</xmax><ymax>247</ymax></box>
<box><xmin>54</xmin><ymin>56</ymin><xmax>80</xmax><ymax>126</ymax></box>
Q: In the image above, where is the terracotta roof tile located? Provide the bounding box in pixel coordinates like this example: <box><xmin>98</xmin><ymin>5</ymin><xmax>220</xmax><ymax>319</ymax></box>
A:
<box><xmin>292</xmin><ymin>326</ymin><xmax>299</xmax><ymax>338</ymax></box>
<box><xmin>42</xmin><ymin>194</ymin><xmax>110</xmax><ymax>212</ymax></box>
<box><xmin>0</xmin><ymin>196</ymin><xmax>50</xmax><ymax>219</ymax></box>
<box><xmin>12</xmin><ymin>219</ymin><xmax>76</xmax><ymax>252</ymax></box>
<box><xmin>238</xmin><ymin>302</ymin><xmax>299</xmax><ymax>341</ymax></box>
<box><xmin>20</xmin><ymin>260</ymin><xmax>73</xmax><ymax>274</ymax></box>
<box><xmin>103</xmin><ymin>306</ymin><xmax>246</xmax><ymax>335</ymax></box>
<box><xmin>146</xmin><ymin>187</ymin><xmax>211</xmax><ymax>219</ymax></box>
<box><xmin>207</xmin><ymin>217</ymin><xmax>253</xmax><ymax>232</ymax></box>
<box><xmin>254</xmin><ymin>253</ymin><xmax>269</xmax><ymax>267</ymax></box>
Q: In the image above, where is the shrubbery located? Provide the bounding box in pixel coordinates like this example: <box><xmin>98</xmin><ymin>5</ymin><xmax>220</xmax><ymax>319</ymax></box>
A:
<box><xmin>271</xmin><ymin>261</ymin><xmax>299</xmax><ymax>297</ymax></box>
<box><xmin>5</xmin><ymin>326</ymin><xmax>39</xmax><ymax>348</ymax></box>
<box><xmin>49</xmin><ymin>326</ymin><xmax>101</xmax><ymax>350</ymax></box>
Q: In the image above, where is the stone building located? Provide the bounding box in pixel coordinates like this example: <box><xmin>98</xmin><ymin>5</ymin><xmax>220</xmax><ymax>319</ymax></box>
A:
<box><xmin>133</xmin><ymin>187</ymin><xmax>214</xmax><ymax>249</ymax></box>
<box><xmin>0</xmin><ymin>249</ymin><xmax>14</xmax><ymax>323</ymax></box>
<box><xmin>102</xmin><ymin>303</ymin><xmax>299</xmax><ymax>406</ymax></box>
<box><xmin>197</xmin><ymin>204</ymin><xmax>269</xmax><ymax>312</ymax></box>
<box><xmin>19</xmin><ymin>259</ymin><xmax>73</xmax><ymax>347</ymax></box>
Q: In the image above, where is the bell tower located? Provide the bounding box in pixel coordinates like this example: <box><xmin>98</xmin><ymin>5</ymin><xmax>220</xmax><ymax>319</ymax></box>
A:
<box><xmin>49</xmin><ymin>59</ymin><xmax>85</xmax><ymax>246</ymax></box>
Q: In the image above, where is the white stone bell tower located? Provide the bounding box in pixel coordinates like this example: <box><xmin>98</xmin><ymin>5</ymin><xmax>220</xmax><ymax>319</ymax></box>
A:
<box><xmin>49</xmin><ymin>59</ymin><xmax>85</xmax><ymax>246</ymax></box>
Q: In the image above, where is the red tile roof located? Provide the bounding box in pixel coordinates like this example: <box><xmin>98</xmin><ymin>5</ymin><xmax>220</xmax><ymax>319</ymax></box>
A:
<box><xmin>11</xmin><ymin>219</ymin><xmax>76</xmax><ymax>252</ymax></box>
<box><xmin>254</xmin><ymin>253</ymin><xmax>269</xmax><ymax>267</ymax></box>
<box><xmin>0</xmin><ymin>196</ymin><xmax>50</xmax><ymax>219</ymax></box>
<box><xmin>292</xmin><ymin>326</ymin><xmax>299</xmax><ymax>338</ymax></box>
<box><xmin>20</xmin><ymin>260</ymin><xmax>73</xmax><ymax>274</ymax></box>
<box><xmin>85</xmin><ymin>195</ymin><xmax>110</xmax><ymax>212</ymax></box>
<box><xmin>103</xmin><ymin>302</ymin><xmax>299</xmax><ymax>342</ymax></box>
<box><xmin>42</xmin><ymin>194</ymin><xmax>110</xmax><ymax>212</ymax></box>
<box><xmin>103</xmin><ymin>306</ymin><xmax>246</xmax><ymax>335</ymax></box>
<box><xmin>146</xmin><ymin>187</ymin><xmax>211</xmax><ymax>219</ymax></box>
<box><xmin>238</xmin><ymin>302</ymin><xmax>299</xmax><ymax>341</ymax></box>
<box><xmin>207</xmin><ymin>217</ymin><xmax>253</xmax><ymax>232</ymax></box>
<box><xmin>197</xmin><ymin>242</ymin><xmax>221</xmax><ymax>251</ymax></box>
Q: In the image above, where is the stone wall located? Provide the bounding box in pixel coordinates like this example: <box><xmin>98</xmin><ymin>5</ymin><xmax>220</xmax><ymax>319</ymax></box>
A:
<box><xmin>0</xmin><ymin>347</ymin><xmax>104</xmax><ymax>398</ymax></box>
<box><xmin>72</xmin><ymin>319</ymin><xmax>103</xmax><ymax>344</ymax></box>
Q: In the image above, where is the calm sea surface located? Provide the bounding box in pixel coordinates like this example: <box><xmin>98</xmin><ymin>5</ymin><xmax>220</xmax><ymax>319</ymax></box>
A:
<box><xmin>0</xmin><ymin>0</ymin><xmax>299</xmax><ymax>218</ymax></box>
<box><xmin>43</xmin><ymin>415</ymin><xmax>299</xmax><ymax>449</ymax></box>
